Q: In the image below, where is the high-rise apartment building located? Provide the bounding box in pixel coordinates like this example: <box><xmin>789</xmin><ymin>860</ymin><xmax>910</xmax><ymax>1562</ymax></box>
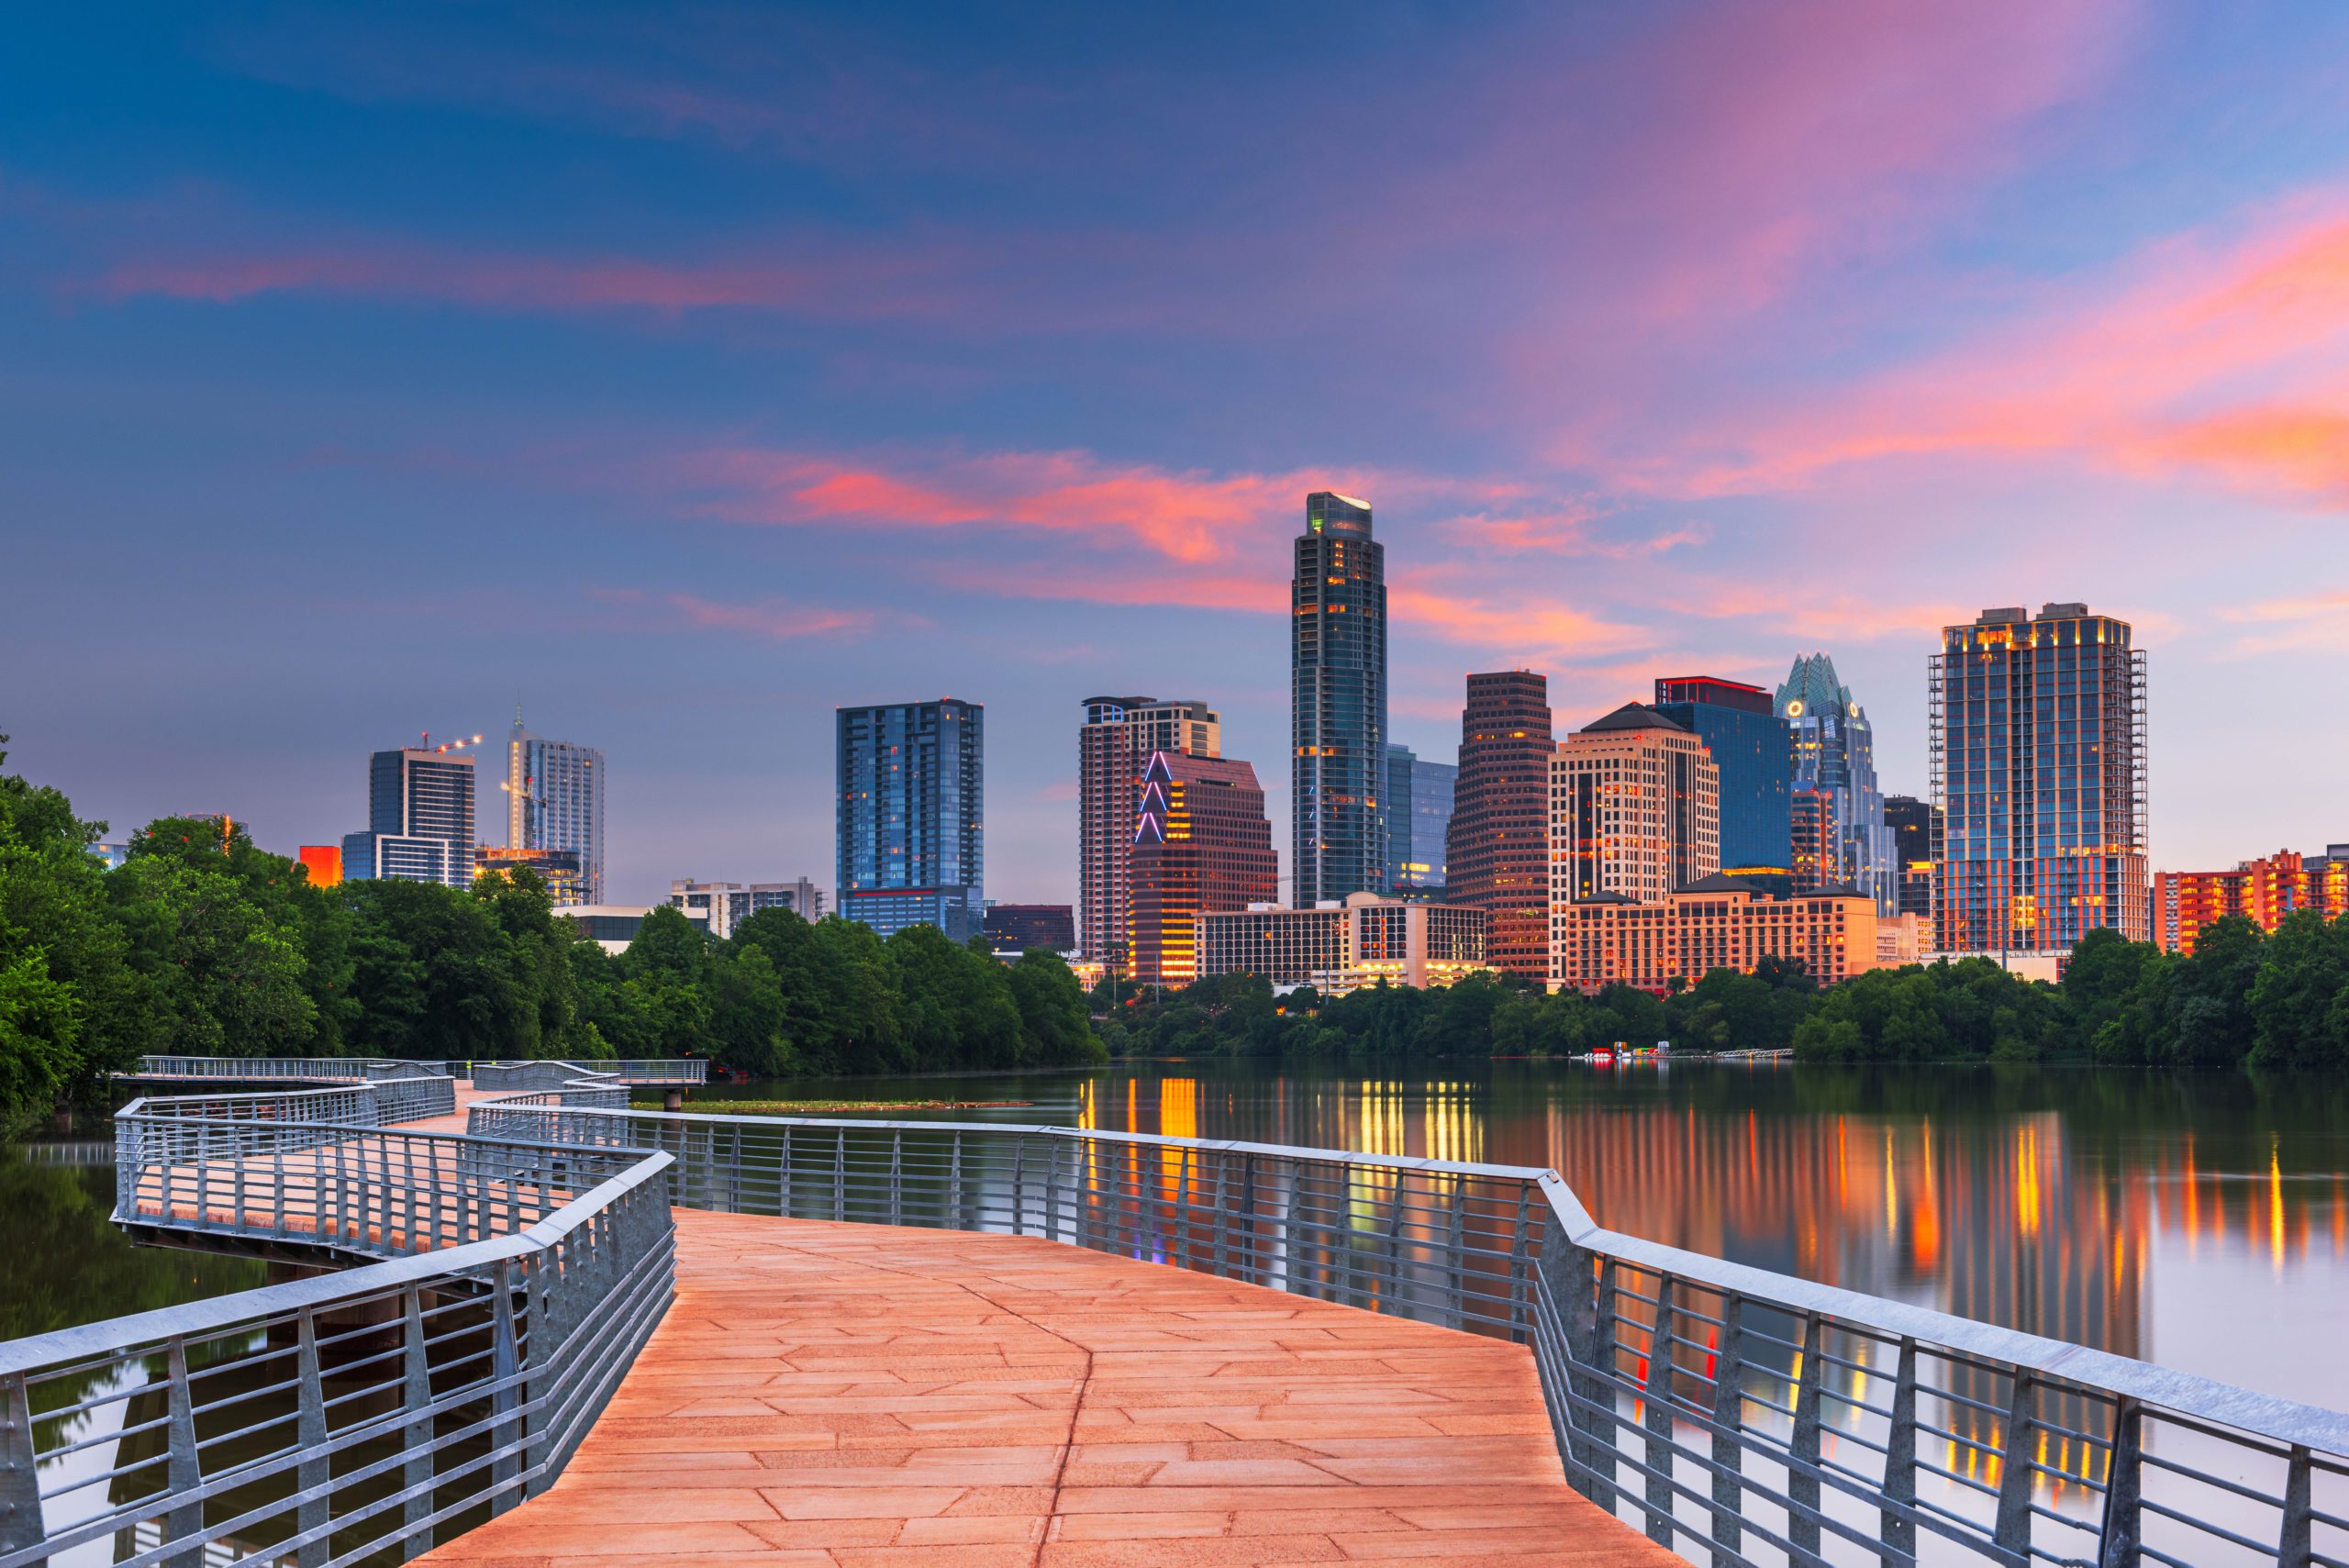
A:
<box><xmin>670</xmin><ymin>877</ymin><xmax>823</xmax><ymax>940</ymax></box>
<box><xmin>836</xmin><ymin>698</ymin><xmax>984</xmax><ymax>940</ymax></box>
<box><xmin>1383</xmin><ymin>743</ymin><xmax>1457</xmax><ymax>895</ymax></box>
<box><xmin>1444</xmin><ymin>672</ymin><xmax>1554</xmax><ymax>978</ymax></box>
<box><xmin>1777</xmin><ymin>653</ymin><xmax>1894</xmax><ymax>914</ymax></box>
<box><xmin>2153</xmin><ymin>847</ymin><xmax>2347</xmax><ymax>953</ymax></box>
<box><xmin>343</xmin><ymin>743</ymin><xmax>478</xmax><ymax>888</ymax></box>
<box><xmin>1128</xmin><ymin>751</ymin><xmax>1278</xmax><ymax>986</ymax></box>
<box><xmin>1885</xmin><ymin>795</ymin><xmax>1942</xmax><ymax>927</ymax></box>
<box><xmin>1932</xmin><ymin>604</ymin><xmax>2150</xmax><ymax>952</ymax></box>
<box><xmin>1077</xmin><ymin>695</ymin><xmax>1220</xmax><ymax>962</ymax></box>
<box><xmin>504</xmin><ymin>710</ymin><xmax>604</xmax><ymax>905</ymax></box>
<box><xmin>1292</xmin><ymin>492</ymin><xmax>1387</xmax><ymax>904</ymax></box>
<box><xmin>1653</xmin><ymin>676</ymin><xmax>1791</xmax><ymax>873</ymax></box>
<box><xmin>1789</xmin><ymin>787</ymin><xmax>1840</xmax><ymax>895</ymax></box>
<box><xmin>1550</xmin><ymin>704</ymin><xmax>1720</xmax><ymax>907</ymax></box>
<box><xmin>1197</xmin><ymin>893</ymin><xmax>1488</xmax><ymax>995</ymax></box>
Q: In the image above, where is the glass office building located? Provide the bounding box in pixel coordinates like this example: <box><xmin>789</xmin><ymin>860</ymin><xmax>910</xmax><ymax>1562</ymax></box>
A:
<box><xmin>1776</xmin><ymin>653</ymin><xmax>1895</xmax><ymax>915</ymax></box>
<box><xmin>836</xmin><ymin>698</ymin><xmax>984</xmax><ymax>940</ymax></box>
<box><xmin>343</xmin><ymin>744</ymin><xmax>478</xmax><ymax>889</ymax></box>
<box><xmin>1384</xmin><ymin>742</ymin><xmax>1457</xmax><ymax>895</ymax></box>
<box><xmin>1931</xmin><ymin>604</ymin><xmax>2149</xmax><ymax>952</ymax></box>
<box><xmin>1292</xmin><ymin>492</ymin><xmax>1387</xmax><ymax>904</ymax></box>
<box><xmin>1653</xmin><ymin>675</ymin><xmax>1791</xmax><ymax>873</ymax></box>
<box><xmin>505</xmin><ymin>711</ymin><xmax>605</xmax><ymax>905</ymax></box>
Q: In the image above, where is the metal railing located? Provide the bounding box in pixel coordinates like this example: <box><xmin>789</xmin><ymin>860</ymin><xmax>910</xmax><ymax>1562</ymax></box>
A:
<box><xmin>467</xmin><ymin>1103</ymin><xmax>2349</xmax><ymax>1568</ymax></box>
<box><xmin>467</xmin><ymin>1060</ymin><xmax>705</xmax><ymax>1092</ymax></box>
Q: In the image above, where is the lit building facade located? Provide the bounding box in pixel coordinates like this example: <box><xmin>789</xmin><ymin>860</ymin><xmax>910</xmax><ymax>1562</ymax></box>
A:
<box><xmin>296</xmin><ymin>844</ymin><xmax>342</xmax><ymax>887</ymax></box>
<box><xmin>1128</xmin><ymin>751</ymin><xmax>1278</xmax><ymax>986</ymax></box>
<box><xmin>1653</xmin><ymin>676</ymin><xmax>1791</xmax><ymax>873</ymax></box>
<box><xmin>1885</xmin><ymin>794</ymin><xmax>1941</xmax><ymax>925</ymax></box>
<box><xmin>985</xmin><ymin>904</ymin><xmax>1077</xmax><ymax>953</ymax></box>
<box><xmin>343</xmin><ymin>742</ymin><xmax>478</xmax><ymax>888</ymax></box>
<box><xmin>836</xmin><ymin>698</ymin><xmax>984</xmax><ymax>940</ymax></box>
<box><xmin>1553</xmin><ymin>875</ymin><xmax>1880</xmax><ymax>995</ymax></box>
<box><xmin>1384</xmin><ymin>743</ymin><xmax>1456</xmax><ymax>895</ymax></box>
<box><xmin>504</xmin><ymin>712</ymin><xmax>604</xmax><ymax>905</ymax></box>
<box><xmin>2153</xmin><ymin>847</ymin><xmax>2349</xmax><ymax>953</ymax></box>
<box><xmin>1790</xmin><ymin>786</ymin><xmax>1838</xmax><ymax>895</ymax></box>
<box><xmin>477</xmin><ymin>846</ymin><xmax>585</xmax><ymax>906</ymax></box>
<box><xmin>1549</xmin><ymin>703</ymin><xmax>1720</xmax><ymax>906</ymax></box>
<box><xmin>1077</xmin><ymin>695</ymin><xmax>1220</xmax><ymax>962</ymax></box>
<box><xmin>1444</xmin><ymin>671</ymin><xmax>1554</xmax><ymax>979</ymax></box>
<box><xmin>1776</xmin><ymin>652</ymin><xmax>1894</xmax><ymax>913</ymax></box>
<box><xmin>670</xmin><ymin>877</ymin><xmax>823</xmax><ymax>940</ymax></box>
<box><xmin>1198</xmin><ymin>893</ymin><xmax>1488</xmax><ymax>995</ymax></box>
<box><xmin>1931</xmin><ymin>605</ymin><xmax>2150</xmax><ymax>952</ymax></box>
<box><xmin>1292</xmin><ymin>492</ymin><xmax>1387</xmax><ymax>905</ymax></box>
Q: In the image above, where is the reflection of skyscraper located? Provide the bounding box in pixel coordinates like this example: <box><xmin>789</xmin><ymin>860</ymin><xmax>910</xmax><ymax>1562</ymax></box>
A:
<box><xmin>1931</xmin><ymin>605</ymin><xmax>2149</xmax><ymax>951</ymax></box>
<box><xmin>1079</xmin><ymin>695</ymin><xmax>1222</xmax><ymax>962</ymax></box>
<box><xmin>1129</xmin><ymin>751</ymin><xmax>1277</xmax><ymax>985</ymax></box>
<box><xmin>1445</xmin><ymin>672</ymin><xmax>1553</xmax><ymax>978</ymax></box>
<box><xmin>504</xmin><ymin>711</ymin><xmax>604</xmax><ymax>905</ymax></box>
<box><xmin>1384</xmin><ymin>743</ymin><xmax>1456</xmax><ymax>895</ymax></box>
<box><xmin>344</xmin><ymin>743</ymin><xmax>478</xmax><ymax>888</ymax></box>
<box><xmin>1653</xmin><ymin>676</ymin><xmax>1791</xmax><ymax>872</ymax></box>
<box><xmin>1777</xmin><ymin>653</ymin><xmax>1893</xmax><ymax>914</ymax></box>
<box><xmin>1292</xmin><ymin>492</ymin><xmax>1387</xmax><ymax>904</ymax></box>
<box><xmin>836</xmin><ymin>698</ymin><xmax>984</xmax><ymax>940</ymax></box>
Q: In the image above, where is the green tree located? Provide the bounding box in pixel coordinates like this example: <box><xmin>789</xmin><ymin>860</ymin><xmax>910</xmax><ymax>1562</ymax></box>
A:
<box><xmin>2248</xmin><ymin>910</ymin><xmax>2349</xmax><ymax>1070</ymax></box>
<box><xmin>1008</xmin><ymin>951</ymin><xmax>1104</xmax><ymax>1064</ymax></box>
<box><xmin>886</xmin><ymin>929</ymin><xmax>1022</xmax><ymax>1069</ymax></box>
<box><xmin>105</xmin><ymin>855</ymin><xmax>317</xmax><ymax>1058</ymax></box>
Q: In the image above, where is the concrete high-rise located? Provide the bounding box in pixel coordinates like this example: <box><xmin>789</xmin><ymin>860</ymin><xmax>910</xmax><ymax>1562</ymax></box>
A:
<box><xmin>1549</xmin><ymin>703</ymin><xmax>1720</xmax><ymax>906</ymax></box>
<box><xmin>1653</xmin><ymin>676</ymin><xmax>1790</xmax><ymax>873</ymax></box>
<box><xmin>502</xmin><ymin>709</ymin><xmax>604</xmax><ymax>905</ymax></box>
<box><xmin>836</xmin><ymin>698</ymin><xmax>984</xmax><ymax>940</ymax></box>
<box><xmin>1384</xmin><ymin>743</ymin><xmax>1457</xmax><ymax>895</ymax></box>
<box><xmin>1776</xmin><ymin>653</ymin><xmax>1894</xmax><ymax>914</ymax></box>
<box><xmin>1291</xmin><ymin>492</ymin><xmax>1387</xmax><ymax>903</ymax></box>
<box><xmin>1932</xmin><ymin>604</ymin><xmax>2149</xmax><ymax>952</ymax></box>
<box><xmin>1077</xmin><ymin>695</ymin><xmax>1220</xmax><ymax>963</ymax></box>
<box><xmin>1444</xmin><ymin>672</ymin><xmax>1553</xmax><ymax>978</ymax></box>
<box><xmin>343</xmin><ymin>741</ymin><xmax>479</xmax><ymax>888</ymax></box>
<box><xmin>1128</xmin><ymin>751</ymin><xmax>1277</xmax><ymax>986</ymax></box>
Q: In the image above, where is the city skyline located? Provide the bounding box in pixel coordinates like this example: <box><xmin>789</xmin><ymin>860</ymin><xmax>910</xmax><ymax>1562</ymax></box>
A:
<box><xmin>9</xmin><ymin>6</ymin><xmax>2349</xmax><ymax>902</ymax></box>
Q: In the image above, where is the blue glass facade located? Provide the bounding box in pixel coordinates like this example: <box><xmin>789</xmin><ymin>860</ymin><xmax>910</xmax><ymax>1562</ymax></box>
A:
<box><xmin>1384</xmin><ymin>743</ymin><xmax>1457</xmax><ymax>894</ymax></box>
<box><xmin>836</xmin><ymin>698</ymin><xmax>984</xmax><ymax>940</ymax></box>
<box><xmin>1775</xmin><ymin>654</ymin><xmax>1894</xmax><ymax>913</ymax></box>
<box><xmin>345</xmin><ymin>747</ymin><xmax>476</xmax><ymax>888</ymax></box>
<box><xmin>1653</xmin><ymin>678</ymin><xmax>1789</xmax><ymax>873</ymax></box>
<box><xmin>1292</xmin><ymin>492</ymin><xmax>1387</xmax><ymax>903</ymax></box>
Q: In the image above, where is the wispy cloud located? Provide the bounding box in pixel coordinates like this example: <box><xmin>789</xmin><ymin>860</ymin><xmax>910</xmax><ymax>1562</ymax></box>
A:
<box><xmin>2219</xmin><ymin>588</ymin><xmax>2349</xmax><ymax>655</ymax></box>
<box><xmin>591</xmin><ymin>588</ymin><xmax>892</xmax><ymax>641</ymax></box>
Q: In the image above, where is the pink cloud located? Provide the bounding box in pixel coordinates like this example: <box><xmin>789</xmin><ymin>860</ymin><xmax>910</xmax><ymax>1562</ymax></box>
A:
<box><xmin>2219</xmin><ymin>589</ymin><xmax>2349</xmax><ymax>656</ymax></box>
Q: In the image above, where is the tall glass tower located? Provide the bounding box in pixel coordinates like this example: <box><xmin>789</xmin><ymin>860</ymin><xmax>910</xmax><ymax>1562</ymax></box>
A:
<box><xmin>836</xmin><ymin>698</ymin><xmax>984</xmax><ymax>940</ymax></box>
<box><xmin>1776</xmin><ymin>652</ymin><xmax>1894</xmax><ymax>913</ymax></box>
<box><xmin>1291</xmin><ymin>492</ymin><xmax>1386</xmax><ymax>904</ymax></box>
<box><xmin>343</xmin><ymin>743</ymin><xmax>478</xmax><ymax>888</ymax></box>
<box><xmin>505</xmin><ymin>709</ymin><xmax>604</xmax><ymax>905</ymax></box>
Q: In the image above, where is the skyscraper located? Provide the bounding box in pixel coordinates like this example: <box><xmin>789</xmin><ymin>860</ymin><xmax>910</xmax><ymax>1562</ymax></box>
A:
<box><xmin>1789</xmin><ymin>786</ymin><xmax>1839</xmax><ymax>895</ymax></box>
<box><xmin>1776</xmin><ymin>653</ymin><xmax>1894</xmax><ymax>913</ymax></box>
<box><xmin>1384</xmin><ymin>743</ymin><xmax>1457</xmax><ymax>895</ymax></box>
<box><xmin>1291</xmin><ymin>491</ymin><xmax>1387</xmax><ymax>903</ymax></box>
<box><xmin>1932</xmin><ymin>604</ymin><xmax>2149</xmax><ymax>952</ymax></box>
<box><xmin>1549</xmin><ymin>703</ymin><xmax>1720</xmax><ymax>906</ymax></box>
<box><xmin>836</xmin><ymin>698</ymin><xmax>984</xmax><ymax>940</ymax></box>
<box><xmin>1653</xmin><ymin>676</ymin><xmax>1791</xmax><ymax>873</ymax></box>
<box><xmin>1885</xmin><ymin>795</ymin><xmax>1942</xmax><ymax>926</ymax></box>
<box><xmin>1444</xmin><ymin>672</ymin><xmax>1554</xmax><ymax>978</ymax></box>
<box><xmin>1078</xmin><ymin>695</ymin><xmax>1221</xmax><ymax>962</ymax></box>
<box><xmin>1128</xmin><ymin>751</ymin><xmax>1277</xmax><ymax>986</ymax></box>
<box><xmin>502</xmin><ymin>710</ymin><xmax>605</xmax><ymax>905</ymax></box>
<box><xmin>343</xmin><ymin>741</ymin><xmax>478</xmax><ymax>887</ymax></box>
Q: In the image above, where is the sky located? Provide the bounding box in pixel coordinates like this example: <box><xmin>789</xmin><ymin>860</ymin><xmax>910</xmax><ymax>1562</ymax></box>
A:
<box><xmin>6</xmin><ymin>1</ymin><xmax>2349</xmax><ymax>906</ymax></box>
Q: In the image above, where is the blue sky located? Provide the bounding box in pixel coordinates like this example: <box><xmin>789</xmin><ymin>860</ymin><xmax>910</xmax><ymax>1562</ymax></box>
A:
<box><xmin>6</xmin><ymin>1</ymin><xmax>2349</xmax><ymax>903</ymax></box>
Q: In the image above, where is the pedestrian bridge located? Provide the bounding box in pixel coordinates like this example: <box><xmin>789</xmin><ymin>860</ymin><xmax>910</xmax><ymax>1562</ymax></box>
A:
<box><xmin>2</xmin><ymin>1060</ymin><xmax>2343</xmax><ymax>1567</ymax></box>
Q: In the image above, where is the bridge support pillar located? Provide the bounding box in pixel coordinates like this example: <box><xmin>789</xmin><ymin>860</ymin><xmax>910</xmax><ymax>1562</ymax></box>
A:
<box><xmin>663</xmin><ymin>1088</ymin><xmax>684</xmax><ymax>1112</ymax></box>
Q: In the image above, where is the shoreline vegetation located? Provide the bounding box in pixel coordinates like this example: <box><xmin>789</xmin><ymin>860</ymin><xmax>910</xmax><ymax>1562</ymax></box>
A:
<box><xmin>630</xmin><ymin>1097</ymin><xmax>1035</xmax><ymax>1114</ymax></box>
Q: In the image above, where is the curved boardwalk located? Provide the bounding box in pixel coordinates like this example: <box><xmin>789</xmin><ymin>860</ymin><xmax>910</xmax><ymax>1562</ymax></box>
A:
<box><xmin>420</xmin><ymin>1209</ymin><xmax>1676</xmax><ymax>1568</ymax></box>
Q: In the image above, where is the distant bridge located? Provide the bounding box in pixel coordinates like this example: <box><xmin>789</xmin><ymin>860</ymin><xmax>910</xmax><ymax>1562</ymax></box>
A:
<box><xmin>0</xmin><ymin>1057</ymin><xmax>2341</xmax><ymax>1566</ymax></box>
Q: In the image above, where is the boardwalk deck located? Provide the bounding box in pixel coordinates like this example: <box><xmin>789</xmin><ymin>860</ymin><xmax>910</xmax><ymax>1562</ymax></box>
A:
<box><xmin>417</xmin><ymin>1209</ymin><xmax>1675</xmax><ymax>1567</ymax></box>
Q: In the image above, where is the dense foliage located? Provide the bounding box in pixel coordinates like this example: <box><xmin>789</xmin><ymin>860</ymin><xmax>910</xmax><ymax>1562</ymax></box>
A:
<box><xmin>0</xmin><ymin>745</ymin><xmax>1101</xmax><ymax>1130</ymax></box>
<box><xmin>1096</xmin><ymin>920</ymin><xmax>2349</xmax><ymax>1070</ymax></box>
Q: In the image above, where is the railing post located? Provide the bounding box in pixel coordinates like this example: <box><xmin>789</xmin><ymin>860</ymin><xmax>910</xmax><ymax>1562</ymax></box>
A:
<box><xmin>833</xmin><ymin>1129</ymin><xmax>846</xmax><ymax>1222</ymax></box>
<box><xmin>1241</xmin><ymin>1153</ymin><xmax>1259</xmax><ymax>1284</ymax></box>
<box><xmin>294</xmin><ymin>1307</ymin><xmax>330</xmax><ymax>1568</ymax></box>
<box><xmin>780</xmin><ymin>1124</ymin><xmax>794</xmax><ymax>1220</ymax></box>
<box><xmin>1882</xmin><ymin>1336</ymin><xmax>1919</xmax><ymax>1559</ymax></box>
<box><xmin>889</xmin><ymin>1131</ymin><xmax>903</xmax><ymax>1228</ymax></box>
<box><xmin>1789</xmin><ymin>1314</ymin><xmax>1824</xmax><ymax>1557</ymax></box>
<box><xmin>1380</xmin><ymin>1169</ymin><xmax>1407</xmax><ymax>1315</ymax></box>
<box><xmin>2097</xmin><ymin>1396</ymin><xmax>2142</xmax><ymax>1568</ymax></box>
<box><xmin>948</xmin><ymin>1131</ymin><xmax>964</xmax><ymax>1230</ymax></box>
<box><xmin>0</xmin><ymin>1371</ymin><xmax>46</xmax><ymax>1563</ymax></box>
<box><xmin>1211</xmin><ymin>1149</ymin><xmax>1230</xmax><ymax>1279</ymax></box>
<box><xmin>488</xmin><ymin>1259</ymin><xmax>524</xmax><ymax>1516</ymax></box>
<box><xmin>1508</xmin><ymin>1183</ymin><xmax>1534</xmax><ymax>1340</ymax></box>
<box><xmin>2279</xmin><ymin>1444</ymin><xmax>2314</xmax><ymax>1568</ymax></box>
<box><xmin>1445</xmin><ymin>1179</ymin><xmax>1467</xmax><ymax>1331</ymax></box>
<box><xmin>162</xmin><ymin>1338</ymin><xmax>202</xmax><ymax>1568</ymax></box>
<box><xmin>1643</xmin><ymin>1274</ymin><xmax>1679</xmax><ymax>1547</ymax></box>
<box><xmin>1708</xmin><ymin>1295</ymin><xmax>1746</xmax><ymax>1565</ymax></box>
<box><xmin>524</xmin><ymin>1256</ymin><xmax>554</xmax><ymax>1495</ymax></box>
<box><xmin>401</xmin><ymin>1287</ymin><xmax>434</xmax><ymax>1559</ymax></box>
<box><xmin>1016</xmin><ymin>1136</ymin><xmax>1032</xmax><ymax>1239</ymax></box>
<box><xmin>1992</xmin><ymin>1373</ymin><xmax>2036</xmax><ymax>1557</ymax></box>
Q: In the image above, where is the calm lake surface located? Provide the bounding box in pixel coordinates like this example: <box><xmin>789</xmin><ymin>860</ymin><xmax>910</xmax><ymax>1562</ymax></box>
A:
<box><xmin>17</xmin><ymin>1058</ymin><xmax>2349</xmax><ymax>1418</ymax></box>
